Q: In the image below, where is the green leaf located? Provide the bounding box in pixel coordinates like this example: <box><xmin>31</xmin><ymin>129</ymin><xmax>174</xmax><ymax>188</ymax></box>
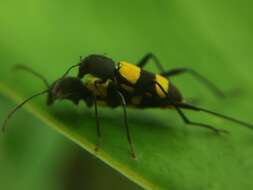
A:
<box><xmin>1</xmin><ymin>0</ymin><xmax>253</xmax><ymax>189</ymax></box>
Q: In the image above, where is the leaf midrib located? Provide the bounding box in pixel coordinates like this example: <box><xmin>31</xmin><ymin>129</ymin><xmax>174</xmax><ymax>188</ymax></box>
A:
<box><xmin>0</xmin><ymin>81</ymin><xmax>161</xmax><ymax>190</ymax></box>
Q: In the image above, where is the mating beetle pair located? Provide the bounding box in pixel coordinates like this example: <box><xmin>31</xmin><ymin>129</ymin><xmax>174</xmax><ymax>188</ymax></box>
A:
<box><xmin>3</xmin><ymin>53</ymin><xmax>253</xmax><ymax>159</ymax></box>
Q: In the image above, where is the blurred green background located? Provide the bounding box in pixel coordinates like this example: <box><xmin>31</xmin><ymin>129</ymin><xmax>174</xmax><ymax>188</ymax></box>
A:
<box><xmin>1</xmin><ymin>0</ymin><xmax>253</xmax><ymax>189</ymax></box>
<box><xmin>0</xmin><ymin>96</ymin><xmax>140</xmax><ymax>190</ymax></box>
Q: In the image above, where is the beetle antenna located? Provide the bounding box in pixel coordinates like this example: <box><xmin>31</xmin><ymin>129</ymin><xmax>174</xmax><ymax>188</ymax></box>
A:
<box><xmin>2</xmin><ymin>89</ymin><xmax>48</xmax><ymax>132</ymax></box>
<box><xmin>176</xmin><ymin>102</ymin><xmax>253</xmax><ymax>130</ymax></box>
<box><xmin>13</xmin><ymin>64</ymin><xmax>50</xmax><ymax>88</ymax></box>
<box><xmin>61</xmin><ymin>64</ymin><xmax>80</xmax><ymax>78</ymax></box>
<box><xmin>61</xmin><ymin>56</ymin><xmax>85</xmax><ymax>78</ymax></box>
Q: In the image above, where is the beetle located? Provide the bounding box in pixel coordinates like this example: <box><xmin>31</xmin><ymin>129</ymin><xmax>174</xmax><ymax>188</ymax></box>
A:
<box><xmin>71</xmin><ymin>53</ymin><xmax>229</xmax><ymax>127</ymax></box>
<box><xmin>65</xmin><ymin>53</ymin><xmax>253</xmax><ymax>156</ymax></box>
<box><xmin>77</xmin><ymin>64</ymin><xmax>253</xmax><ymax>159</ymax></box>
<box><xmin>65</xmin><ymin>53</ymin><xmax>237</xmax><ymax>131</ymax></box>
<box><xmin>2</xmin><ymin>62</ymin><xmax>253</xmax><ymax>159</ymax></box>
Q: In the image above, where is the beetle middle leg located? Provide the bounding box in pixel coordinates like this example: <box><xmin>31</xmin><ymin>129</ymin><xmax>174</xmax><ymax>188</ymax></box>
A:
<box><xmin>174</xmin><ymin>106</ymin><xmax>229</xmax><ymax>134</ymax></box>
<box><xmin>93</xmin><ymin>94</ymin><xmax>102</xmax><ymax>152</ymax></box>
<box><xmin>116</xmin><ymin>90</ymin><xmax>136</xmax><ymax>159</ymax></box>
<box><xmin>94</xmin><ymin>80</ymin><xmax>136</xmax><ymax>158</ymax></box>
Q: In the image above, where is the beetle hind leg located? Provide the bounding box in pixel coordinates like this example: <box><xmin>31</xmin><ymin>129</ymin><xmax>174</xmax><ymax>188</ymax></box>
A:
<box><xmin>174</xmin><ymin>106</ymin><xmax>229</xmax><ymax>134</ymax></box>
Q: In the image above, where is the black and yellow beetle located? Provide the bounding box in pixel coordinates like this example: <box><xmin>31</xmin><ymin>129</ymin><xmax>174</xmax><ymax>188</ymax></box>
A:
<box><xmin>2</xmin><ymin>56</ymin><xmax>253</xmax><ymax>159</ymax></box>
<box><xmin>67</xmin><ymin>54</ymin><xmax>243</xmax><ymax>134</ymax></box>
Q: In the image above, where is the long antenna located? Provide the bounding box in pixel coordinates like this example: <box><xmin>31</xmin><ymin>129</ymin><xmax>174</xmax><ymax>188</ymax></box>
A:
<box><xmin>176</xmin><ymin>102</ymin><xmax>253</xmax><ymax>130</ymax></box>
<box><xmin>13</xmin><ymin>64</ymin><xmax>50</xmax><ymax>88</ymax></box>
<box><xmin>60</xmin><ymin>56</ymin><xmax>84</xmax><ymax>78</ymax></box>
<box><xmin>61</xmin><ymin>64</ymin><xmax>80</xmax><ymax>78</ymax></box>
<box><xmin>2</xmin><ymin>90</ymin><xmax>48</xmax><ymax>132</ymax></box>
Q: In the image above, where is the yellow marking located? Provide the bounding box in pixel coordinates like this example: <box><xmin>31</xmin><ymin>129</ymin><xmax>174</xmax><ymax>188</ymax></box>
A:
<box><xmin>131</xmin><ymin>96</ymin><xmax>142</xmax><ymax>105</ymax></box>
<box><xmin>120</xmin><ymin>84</ymin><xmax>135</xmax><ymax>92</ymax></box>
<box><xmin>155</xmin><ymin>74</ymin><xmax>169</xmax><ymax>98</ymax></box>
<box><xmin>118</xmin><ymin>61</ymin><xmax>141</xmax><ymax>84</ymax></box>
<box><xmin>97</xmin><ymin>100</ymin><xmax>108</xmax><ymax>106</ymax></box>
<box><xmin>84</xmin><ymin>74</ymin><xmax>110</xmax><ymax>97</ymax></box>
